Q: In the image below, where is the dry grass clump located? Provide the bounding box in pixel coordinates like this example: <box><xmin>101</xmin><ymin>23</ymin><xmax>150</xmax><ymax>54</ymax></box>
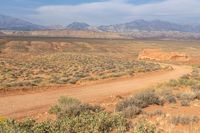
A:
<box><xmin>169</xmin><ymin>115</ymin><xmax>199</xmax><ymax>125</ymax></box>
<box><xmin>159</xmin><ymin>89</ymin><xmax>177</xmax><ymax>104</ymax></box>
<box><xmin>180</xmin><ymin>100</ymin><xmax>190</xmax><ymax>106</ymax></box>
<box><xmin>145</xmin><ymin>110</ymin><xmax>166</xmax><ymax>117</ymax></box>
<box><xmin>176</xmin><ymin>92</ymin><xmax>200</xmax><ymax>106</ymax></box>
<box><xmin>122</xmin><ymin>106</ymin><xmax>142</xmax><ymax>118</ymax></box>
<box><xmin>116</xmin><ymin>90</ymin><xmax>164</xmax><ymax>111</ymax></box>
<box><xmin>116</xmin><ymin>90</ymin><xmax>164</xmax><ymax>118</ymax></box>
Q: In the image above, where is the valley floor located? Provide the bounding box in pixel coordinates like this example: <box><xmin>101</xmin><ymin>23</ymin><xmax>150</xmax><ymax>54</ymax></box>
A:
<box><xmin>0</xmin><ymin>64</ymin><xmax>191</xmax><ymax>120</ymax></box>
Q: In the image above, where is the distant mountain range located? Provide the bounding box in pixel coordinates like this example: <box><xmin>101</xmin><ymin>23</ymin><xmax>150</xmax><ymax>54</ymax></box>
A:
<box><xmin>67</xmin><ymin>20</ymin><xmax>200</xmax><ymax>33</ymax></box>
<box><xmin>0</xmin><ymin>15</ymin><xmax>46</xmax><ymax>30</ymax></box>
<box><xmin>1</xmin><ymin>14</ymin><xmax>200</xmax><ymax>34</ymax></box>
<box><xmin>98</xmin><ymin>20</ymin><xmax>200</xmax><ymax>33</ymax></box>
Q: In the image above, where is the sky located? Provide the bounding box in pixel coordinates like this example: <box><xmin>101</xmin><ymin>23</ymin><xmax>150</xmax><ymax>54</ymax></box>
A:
<box><xmin>0</xmin><ymin>0</ymin><xmax>200</xmax><ymax>26</ymax></box>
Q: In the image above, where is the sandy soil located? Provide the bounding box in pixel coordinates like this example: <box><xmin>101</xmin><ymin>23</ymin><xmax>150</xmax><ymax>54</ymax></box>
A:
<box><xmin>0</xmin><ymin>65</ymin><xmax>192</xmax><ymax>120</ymax></box>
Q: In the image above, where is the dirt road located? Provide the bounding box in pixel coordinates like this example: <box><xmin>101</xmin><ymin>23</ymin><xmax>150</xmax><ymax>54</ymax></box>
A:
<box><xmin>0</xmin><ymin>65</ymin><xmax>192</xmax><ymax>119</ymax></box>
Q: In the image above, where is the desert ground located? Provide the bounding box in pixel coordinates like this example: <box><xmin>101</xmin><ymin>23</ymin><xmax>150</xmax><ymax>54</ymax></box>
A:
<box><xmin>0</xmin><ymin>37</ymin><xmax>200</xmax><ymax>132</ymax></box>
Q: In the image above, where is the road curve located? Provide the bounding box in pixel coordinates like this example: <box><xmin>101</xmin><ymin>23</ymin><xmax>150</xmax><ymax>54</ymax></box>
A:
<box><xmin>0</xmin><ymin>65</ymin><xmax>192</xmax><ymax>119</ymax></box>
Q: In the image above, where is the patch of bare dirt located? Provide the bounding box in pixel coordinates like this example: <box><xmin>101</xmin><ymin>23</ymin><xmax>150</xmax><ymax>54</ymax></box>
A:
<box><xmin>187</xmin><ymin>57</ymin><xmax>200</xmax><ymax>65</ymax></box>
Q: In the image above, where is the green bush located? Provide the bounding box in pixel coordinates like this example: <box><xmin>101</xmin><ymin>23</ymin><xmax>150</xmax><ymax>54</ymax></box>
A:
<box><xmin>0</xmin><ymin>112</ymin><xmax>130</xmax><ymax>133</ymax></box>
<box><xmin>134</xmin><ymin>119</ymin><xmax>162</xmax><ymax>133</ymax></box>
<box><xmin>55</xmin><ymin>112</ymin><xmax>130</xmax><ymax>133</ymax></box>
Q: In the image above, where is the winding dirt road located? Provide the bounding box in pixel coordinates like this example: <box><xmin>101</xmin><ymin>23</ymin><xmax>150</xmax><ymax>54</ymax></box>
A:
<box><xmin>0</xmin><ymin>65</ymin><xmax>192</xmax><ymax>119</ymax></box>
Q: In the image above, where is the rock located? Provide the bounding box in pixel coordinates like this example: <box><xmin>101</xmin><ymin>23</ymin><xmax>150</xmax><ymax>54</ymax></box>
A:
<box><xmin>138</xmin><ymin>49</ymin><xmax>189</xmax><ymax>61</ymax></box>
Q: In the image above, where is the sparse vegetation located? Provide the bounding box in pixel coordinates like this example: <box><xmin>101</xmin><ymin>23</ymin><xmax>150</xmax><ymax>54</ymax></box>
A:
<box><xmin>0</xmin><ymin>53</ymin><xmax>162</xmax><ymax>89</ymax></box>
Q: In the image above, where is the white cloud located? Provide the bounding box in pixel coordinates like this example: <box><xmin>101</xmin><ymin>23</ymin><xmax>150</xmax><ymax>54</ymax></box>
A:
<box><xmin>29</xmin><ymin>0</ymin><xmax>200</xmax><ymax>26</ymax></box>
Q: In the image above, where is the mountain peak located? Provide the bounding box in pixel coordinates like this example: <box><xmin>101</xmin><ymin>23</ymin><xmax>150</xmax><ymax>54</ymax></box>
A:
<box><xmin>67</xmin><ymin>22</ymin><xmax>90</xmax><ymax>30</ymax></box>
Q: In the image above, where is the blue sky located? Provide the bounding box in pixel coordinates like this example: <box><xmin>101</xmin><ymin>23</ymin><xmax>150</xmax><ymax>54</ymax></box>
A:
<box><xmin>0</xmin><ymin>0</ymin><xmax>200</xmax><ymax>26</ymax></box>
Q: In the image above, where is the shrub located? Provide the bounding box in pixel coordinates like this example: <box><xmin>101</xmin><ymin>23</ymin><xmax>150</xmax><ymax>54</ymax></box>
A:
<box><xmin>180</xmin><ymin>100</ymin><xmax>190</xmax><ymax>106</ymax></box>
<box><xmin>176</xmin><ymin>92</ymin><xmax>196</xmax><ymax>101</ymax></box>
<box><xmin>134</xmin><ymin>90</ymin><xmax>164</xmax><ymax>107</ymax></box>
<box><xmin>167</xmin><ymin>79</ymin><xmax>179</xmax><ymax>87</ymax></box>
<box><xmin>191</xmin><ymin>84</ymin><xmax>200</xmax><ymax>92</ymax></box>
<box><xmin>170</xmin><ymin>115</ymin><xmax>199</xmax><ymax>125</ymax></box>
<box><xmin>116</xmin><ymin>90</ymin><xmax>164</xmax><ymax>112</ymax></box>
<box><xmin>191</xmin><ymin>69</ymin><xmax>200</xmax><ymax>78</ymax></box>
<box><xmin>116</xmin><ymin>97</ymin><xmax>135</xmax><ymax>112</ymax></box>
<box><xmin>49</xmin><ymin>96</ymin><xmax>103</xmax><ymax>118</ymax></box>
<box><xmin>161</xmin><ymin>90</ymin><xmax>177</xmax><ymax>104</ymax></box>
<box><xmin>195</xmin><ymin>91</ymin><xmax>200</xmax><ymax>100</ymax></box>
<box><xmin>180</xmin><ymin>74</ymin><xmax>190</xmax><ymax>80</ymax></box>
<box><xmin>166</xmin><ymin>95</ymin><xmax>176</xmax><ymax>103</ymax></box>
<box><xmin>0</xmin><ymin>119</ymin><xmax>37</xmax><ymax>133</ymax></box>
<box><xmin>49</xmin><ymin>96</ymin><xmax>81</xmax><ymax>115</ymax></box>
<box><xmin>146</xmin><ymin>110</ymin><xmax>166</xmax><ymax>117</ymax></box>
<box><xmin>134</xmin><ymin>119</ymin><xmax>162</xmax><ymax>133</ymax></box>
<box><xmin>57</xmin><ymin>112</ymin><xmax>130</xmax><ymax>133</ymax></box>
<box><xmin>122</xmin><ymin>106</ymin><xmax>142</xmax><ymax>118</ymax></box>
<box><xmin>178</xmin><ymin>78</ymin><xmax>195</xmax><ymax>87</ymax></box>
